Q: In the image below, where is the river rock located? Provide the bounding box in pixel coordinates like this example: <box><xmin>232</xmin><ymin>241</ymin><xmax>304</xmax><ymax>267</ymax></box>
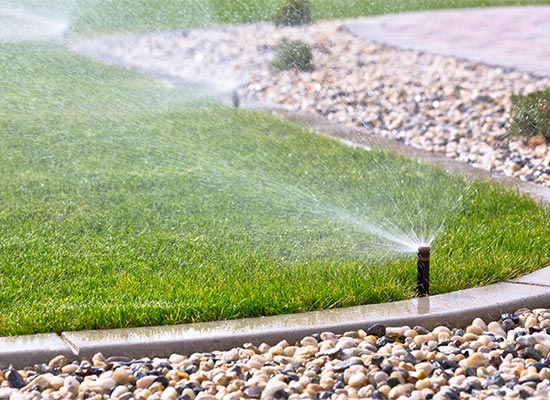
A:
<box><xmin>459</xmin><ymin>353</ymin><xmax>489</xmax><ymax>369</ymax></box>
<box><xmin>367</xmin><ymin>324</ymin><xmax>386</xmax><ymax>337</ymax></box>
<box><xmin>48</xmin><ymin>355</ymin><xmax>68</xmax><ymax>369</ymax></box>
<box><xmin>261</xmin><ymin>379</ymin><xmax>288</xmax><ymax>399</ymax></box>
<box><xmin>6</xmin><ymin>368</ymin><xmax>25</xmax><ymax>389</ymax></box>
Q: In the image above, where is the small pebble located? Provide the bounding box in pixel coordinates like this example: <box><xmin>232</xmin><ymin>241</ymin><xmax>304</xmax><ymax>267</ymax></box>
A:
<box><xmin>347</xmin><ymin>372</ymin><xmax>367</xmax><ymax>388</ymax></box>
<box><xmin>261</xmin><ymin>379</ymin><xmax>288</xmax><ymax>399</ymax></box>
<box><xmin>367</xmin><ymin>324</ymin><xmax>386</xmax><ymax>337</ymax></box>
<box><xmin>48</xmin><ymin>355</ymin><xmax>68</xmax><ymax>369</ymax></box>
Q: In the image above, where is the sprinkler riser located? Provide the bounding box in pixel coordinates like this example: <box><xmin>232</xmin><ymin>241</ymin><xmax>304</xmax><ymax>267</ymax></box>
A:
<box><xmin>417</xmin><ymin>246</ymin><xmax>430</xmax><ymax>297</ymax></box>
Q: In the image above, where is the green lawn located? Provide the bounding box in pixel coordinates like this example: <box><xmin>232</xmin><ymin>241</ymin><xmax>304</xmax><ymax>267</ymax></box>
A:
<box><xmin>1</xmin><ymin>1</ymin><xmax>549</xmax><ymax>335</ymax></box>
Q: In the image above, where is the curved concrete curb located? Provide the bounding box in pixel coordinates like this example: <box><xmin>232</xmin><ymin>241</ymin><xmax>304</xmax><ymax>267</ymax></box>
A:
<box><xmin>2</xmin><ymin>267</ymin><xmax>550</xmax><ymax>368</ymax></box>
<box><xmin>0</xmin><ymin>334</ymin><xmax>75</xmax><ymax>369</ymax></box>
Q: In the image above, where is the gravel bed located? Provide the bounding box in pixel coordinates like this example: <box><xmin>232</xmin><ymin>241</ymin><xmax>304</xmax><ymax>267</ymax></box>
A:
<box><xmin>73</xmin><ymin>20</ymin><xmax>550</xmax><ymax>187</ymax></box>
<box><xmin>4</xmin><ymin>309</ymin><xmax>550</xmax><ymax>399</ymax></box>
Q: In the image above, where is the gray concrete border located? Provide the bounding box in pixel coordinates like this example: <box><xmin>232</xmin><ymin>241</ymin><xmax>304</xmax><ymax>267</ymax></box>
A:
<box><xmin>2</xmin><ymin>267</ymin><xmax>550</xmax><ymax>368</ymax></box>
<box><xmin>0</xmin><ymin>333</ymin><xmax>76</xmax><ymax>369</ymax></box>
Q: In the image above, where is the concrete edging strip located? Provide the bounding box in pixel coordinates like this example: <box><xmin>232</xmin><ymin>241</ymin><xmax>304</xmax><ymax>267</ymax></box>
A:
<box><xmin>0</xmin><ymin>333</ymin><xmax>76</xmax><ymax>369</ymax></box>
<box><xmin>2</xmin><ymin>267</ymin><xmax>550</xmax><ymax>368</ymax></box>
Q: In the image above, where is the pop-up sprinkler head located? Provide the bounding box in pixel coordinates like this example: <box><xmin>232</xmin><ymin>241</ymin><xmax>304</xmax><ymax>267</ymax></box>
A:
<box><xmin>417</xmin><ymin>246</ymin><xmax>430</xmax><ymax>297</ymax></box>
<box><xmin>232</xmin><ymin>89</ymin><xmax>240</xmax><ymax>108</ymax></box>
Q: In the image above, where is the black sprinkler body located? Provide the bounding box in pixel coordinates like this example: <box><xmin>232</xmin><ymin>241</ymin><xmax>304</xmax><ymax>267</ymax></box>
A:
<box><xmin>417</xmin><ymin>246</ymin><xmax>430</xmax><ymax>297</ymax></box>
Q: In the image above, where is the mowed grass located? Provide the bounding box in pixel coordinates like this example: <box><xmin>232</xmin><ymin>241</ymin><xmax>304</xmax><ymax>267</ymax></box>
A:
<box><xmin>1</xmin><ymin>1</ymin><xmax>550</xmax><ymax>335</ymax></box>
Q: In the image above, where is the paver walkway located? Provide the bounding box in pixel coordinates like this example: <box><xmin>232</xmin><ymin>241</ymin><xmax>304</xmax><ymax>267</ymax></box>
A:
<box><xmin>346</xmin><ymin>6</ymin><xmax>550</xmax><ymax>77</ymax></box>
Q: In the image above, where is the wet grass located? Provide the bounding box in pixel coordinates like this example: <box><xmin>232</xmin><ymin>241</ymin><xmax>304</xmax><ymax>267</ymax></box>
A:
<box><xmin>1</xmin><ymin>1</ymin><xmax>550</xmax><ymax>335</ymax></box>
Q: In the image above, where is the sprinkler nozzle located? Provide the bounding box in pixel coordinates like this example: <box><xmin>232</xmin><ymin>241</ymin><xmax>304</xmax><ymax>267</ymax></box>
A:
<box><xmin>417</xmin><ymin>246</ymin><xmax>430</xmax><ymax>297</ymax></box>
<box><xmin>232</xmin><ymin>89</ymin><xmax>240</xmax><ymax>108</ymax></box>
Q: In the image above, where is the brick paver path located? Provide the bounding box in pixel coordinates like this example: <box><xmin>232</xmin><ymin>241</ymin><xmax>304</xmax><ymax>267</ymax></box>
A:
<box><xmin>346</xmin><ymin>6</ymin><xmax>550</xmax><ymax>77</ymax></box>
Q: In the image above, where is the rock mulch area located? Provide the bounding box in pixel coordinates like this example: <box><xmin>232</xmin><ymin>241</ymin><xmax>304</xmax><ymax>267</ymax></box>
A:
<box><xmin>73</xmin><ymin>20</ymin><xmax>550</xmax><ymax>187</ymax></box>
<box><xmin>3</xmin><ymin>309</ymin><xmax>550</xmax><ymax>399</ymax></box>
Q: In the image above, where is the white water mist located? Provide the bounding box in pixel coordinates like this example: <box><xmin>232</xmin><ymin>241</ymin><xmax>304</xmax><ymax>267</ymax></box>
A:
<box><xmin>0</xmin><ymin>2</ymin><xmax>71</xmax><ymax>42</ymax></box>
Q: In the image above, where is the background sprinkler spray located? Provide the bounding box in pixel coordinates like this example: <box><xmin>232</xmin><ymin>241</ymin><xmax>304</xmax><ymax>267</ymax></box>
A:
<box><xmin>417</xmin><ymin>246</ymin><xmax>430</xmax><ymax>297</ymax></box>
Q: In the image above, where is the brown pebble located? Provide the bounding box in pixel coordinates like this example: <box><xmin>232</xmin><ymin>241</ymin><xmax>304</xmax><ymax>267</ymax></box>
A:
<box><xmin>528</xmin><ymin>135</ymin><xmax>546</xmax><ymax>148</ymax></box>
<box><xmin>48</xmin><ymin>355</ymin><xmax>68</xmax><ymax>369</ymax></box>
<box><xmin>136</xmin><ymin>375</ymin><xmax>156</xmax><ymax>389</ymax></box>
